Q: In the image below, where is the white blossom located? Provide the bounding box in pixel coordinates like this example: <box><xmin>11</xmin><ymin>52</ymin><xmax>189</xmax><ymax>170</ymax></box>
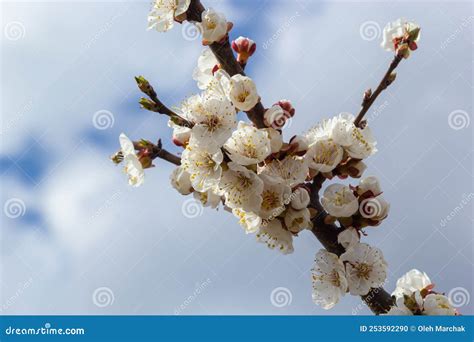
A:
<box><xmin>321</xmin><ymin>184</ymin><xmax>358</xmax><ymax>218</ymax></box>
<box><xmin>264</xmin><ymin>128</ymin><xmax>283</xmax><ymax>154</ymax></box>
<box><xmin>258</xmin><ymin>175</ymin><xmax>291</xmax><ymax>219</ymax></box>
<box><xmin>219</xmin><ymin>162</ymin><xmax>263</xmax><ymax>212</ymax></box>
<box><xmin>381</xmin><ymin>18</ymin><xmax>420</xmax><ymax>52</ymax></box>
<box><xmin>181</xmin><ymin>144</ymin><xmax>223</xmax><ymax>192</ymax></box>
<box><xmin>119</xmin><ymin>133</ymin><xmax>144</xmax><ymax>187</ymax></box>
<box><xmin>423</xmin><ymin>294</ymin><xmax>456</xmax><ymax>316</ymax></box>
<box><xmin>333</xmin><ymin>113</ymin><xmax>377</xmax><ymax>159</ymax></box>
<box><xmin>183</xmin><ymin>93</ymin><xmax>236</xmax><ymax>151</ymax></box>
<box><xmin>306</xmin><ymin>113</ymin><xmax>377</xmax><ymax>159</ymax></box>
<box><xmin>337</xmin><ymin>227</ymin><xmax>359</xmax><ymax>249</ymax></box>
<box><xmin>256</xmin><ymin>219</ymin><xmax>293</xmax><ymax>254</ymax></box>
<box><xmin>193</xmin><ymin>188</ymin><xmax>221</xmax><ymax>208</ymax></box>
<box><xmin>311</xmin><ymin>250</ymin><xmax>348</xmax><ymax>310</ymax></box>
<box><xmin>148</xmin><ymin>0</ymin><xmax>190</xmax><ymax>32</ymax></box>
<box><xmin>385</xmin><ymin>296</ymin><xmax>414</xmax><ymax>316</ymax></box>
<box><xmin>228</xmin><ymin>74</ymin><xmax>259</xmax><ymax>111</ymax></box>
<box><xmin>290</xmin><ymin>135</ymin><xmax>309</xmax><ymax>152</ymax></box>
<box><xmin>259</xmin><ymin>155</ymin><xmax>309</xmax><ymax>187</ymax></box>
<box><xmin>305</xmin><ymin>118</ymin><xmax>335</xmax><ymax>145</ymax></box>
<box><xmin>392</xmin><ymin>269</ymin><xmax>432</xmax><ymax>299</ymax></box>
<box><xmin>284</xmin><ymin>207</ymin><xmax>311</xmax><ymax>234</ymax></box>
<box><xmin>306</xmin><ymin>138</ymin><xmax>343</xmax><ymax>173</ymax></box>
<box><xmin>232</xmin><ymin>208</ymin><xmax>261</xmax><ymax>234</ymax></box>
<box><xmin>170</xmin><ymin>123</ymin><xmax>191</xmax><ymax>147</ymax></box>
<box><xmin>290</xmin><ymin>187</ymin><xmax>310</xmax><ymax>210</ymax></box>
<box><xmin>224</xmin><ymin>121</ymin><xmax>271</xmax><ymax>165</ymax></box>
<box><xmin>358</xmin><ymin>176</ymin><xmax>382</xmax><ymax>196</ymax></box>
<box><xmin>198</xmin><ymin>8</ymin><xmax>227</xmax><ymax>43</ymax></box>
<box><xmin>340</xmin><ymin>243</ymin><xmax>387</xmax><ymax>296</ymax></box>
<box><xmin>192</xmin><ymin>48</ymin><xmax>219</xmax><ymax>90</ymax></box>
<box><xmin>170</xmin><ymin>165</ymin><xmax>193</xmax><ymax>195</ymax></box>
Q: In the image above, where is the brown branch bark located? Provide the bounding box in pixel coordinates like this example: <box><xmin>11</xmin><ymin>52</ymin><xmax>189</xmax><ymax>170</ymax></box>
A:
<box><xmin>309</xmin><ymin>174</ymin><xmax>394</xmax><ymax>314</ymax></box>
<box><xmin>353</xmin><ymin>55</ymin><xmax>402</xmax><ymax>127</ymax></box>
<box><xmin>152</xmin><ymin>140</ymin><xmax>181</xmax><ymax>166</ymax></box>
<box><xmin>186</xmin><ymin>0</ymin><xmax>266</xmax><ymax>129</ymax></box>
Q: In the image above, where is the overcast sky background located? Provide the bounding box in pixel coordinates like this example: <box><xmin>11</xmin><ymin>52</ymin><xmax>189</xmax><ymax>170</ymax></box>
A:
<box><xmin>1</xmin><ymin>0</ymin><xmax>472</xmax><ymax>315</ymax></box>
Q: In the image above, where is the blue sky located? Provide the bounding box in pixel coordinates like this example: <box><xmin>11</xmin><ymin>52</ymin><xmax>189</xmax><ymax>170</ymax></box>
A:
<box><xmin>1</xmin><ymin>0</ymin><xmax>472</xmax><ymax>315</ymax></box>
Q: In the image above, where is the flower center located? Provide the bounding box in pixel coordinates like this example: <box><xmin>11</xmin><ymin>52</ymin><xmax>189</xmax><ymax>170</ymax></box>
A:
<box><xmin>238</xmin><ymin>90</ymin><xmax>250</xmax><ymax>103</ymax></box>
<box><xmin>355</xmin><ymin>263</ymin><xmax>372</xmax><ymax>280</ymax></box>
<box><xmin>242</xmin><ymin>141</ymin><xmax>258</xmax><ymax>159</ymax></box>
<box><xmin>205</xmin><ymin>115</ymin><xmax>221</xmax><ymax>132</ymax></box>
<box><xmin>330</xmin><ymin>270</ymin><xmax>341</xmax><ymax>287</ymax></box>
<box><xmin>262</xmin><ymin>190</ymin><xmax>280</xmax><ymax>210</ymax></box>
<box><xmin>237</xmin><ymin>174</ymin><xmax>252</xmax><ymax>189</ymax></box>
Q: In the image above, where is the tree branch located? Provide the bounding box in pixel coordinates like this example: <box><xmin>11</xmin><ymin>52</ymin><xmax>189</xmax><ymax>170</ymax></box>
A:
<box><xmin>152</xmin><ymin>140</ymin><xmax>181</xmax><ymax>165</ymax></box>
<box><xmin>309</xmin><ymin>174</ymin><xmax>394</xmax><ymax>314</ymax></box>
<box><xmin>353</xmin><ymin>55</ymin><xmax>402</xmax><ymax>127</ymax></box>
<box><xmin>186</xmin><ymin>0</ymin><xmax>267</xmax><ymax>129</ymax></box>
<box><xmin>188</xmin><ymin>0</ymin><xmax>395</xmax><ymax>315</ymax></box>
<box><xmin>135</xmin><ymin>76</ymin><xmax>193</xmax><ymax>128</ymax></box>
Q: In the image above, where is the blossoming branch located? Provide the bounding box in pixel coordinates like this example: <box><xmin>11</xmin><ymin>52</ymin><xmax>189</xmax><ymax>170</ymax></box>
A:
<box><xmin>110</xmin><ymin>0</ymin><xmax>460</xmax><ymax>316</ymax></box>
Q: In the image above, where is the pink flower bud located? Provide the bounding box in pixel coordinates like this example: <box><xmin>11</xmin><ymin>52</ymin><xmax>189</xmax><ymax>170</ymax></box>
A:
<box><xmin>231</xmin><ymin>36</ymin><xmax>256</xmax><ymax>64</ymax></box>
<box><xmin>276</xmin><ymin>99</ymin><xmax>295</xmax><ymax>117</ymax></box>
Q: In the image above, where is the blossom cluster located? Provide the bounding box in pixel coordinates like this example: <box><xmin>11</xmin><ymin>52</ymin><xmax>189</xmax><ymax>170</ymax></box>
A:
<box><xmin>170</xmin><ymin>58</ymin><xmax>387</xmax><ymax>254</ymax></box>
<box><xmin>111</xmin><ymin>2</ymin><xmax>444</xmax><ymax>314</ymax></box>
<box><xmin>312</xmin><ymin>242</ymin><xmax>388</xmax><ymax>309</ymax></box>
<box><xmin>386</xmin><ymin>269</ymin><xmax>457</xmax><ymax>315</ymax></box>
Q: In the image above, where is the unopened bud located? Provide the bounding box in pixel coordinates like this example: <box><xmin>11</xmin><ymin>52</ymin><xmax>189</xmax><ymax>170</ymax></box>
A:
<box><xmin>135</xmin><ymin>76</ymin><xmax>156</xmax><ymax>97</ymax></box>
<box><xmin>231</xmin><ymin>36</ymin><xmax>256</xmax><ymax>64</ymax></box>
<box><xmin>139</xmin><ymin>97</ymin><xmax>158</xmax><ymax>112</ymax></box>
<box><xmin>276</xmin><ymin>99</ymin><xmax>295</xmax><ymax>117</ymax></box>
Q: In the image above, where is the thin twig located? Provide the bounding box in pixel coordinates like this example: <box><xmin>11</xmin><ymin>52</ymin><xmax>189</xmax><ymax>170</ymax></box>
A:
<box><xmin>353</xmin><ymin>55</ymin><xmax>402</xmax><ymax>127</ymax></box>
<box><xmin>153</xmin><ymin>140</ymin><xmax>181</xmax><ymax>165</ymax></box>
<box><xmin>135</xmin><ymin>76</ymin><xmax>193</xmax><ymax>128</ymax></box>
